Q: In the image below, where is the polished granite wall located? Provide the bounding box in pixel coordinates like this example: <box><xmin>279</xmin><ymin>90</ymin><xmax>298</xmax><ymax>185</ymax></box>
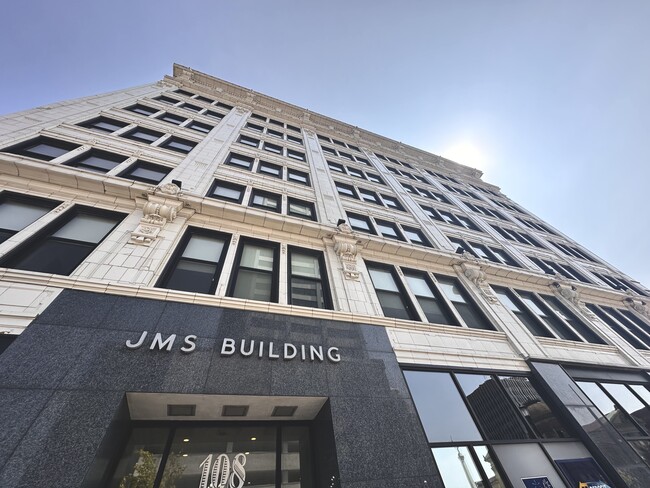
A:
<box><xmin>0</xmin><ymin>289</ymin><xmax>442</xmax><ymax>488</ymax></box>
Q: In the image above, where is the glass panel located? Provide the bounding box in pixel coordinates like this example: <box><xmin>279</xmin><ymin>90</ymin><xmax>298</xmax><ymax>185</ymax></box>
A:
<box><xmin>240</xmin><ymin>245</ymin><xmax>274</xmax><ymax>271</ymax></box>
<box><xmin>431</xmin><ymin>446</ymin><xmax>483</xmax><ymax>488</ymax></box>
<box><xmin>9</xmin><ymin>239</ymin><xmax>91</xmax><ymax>275</ymax></box>
<box><xmin>281</xmin><ymin>426</ymin><xmax>313</xmax><ymax>488</ymax></box>
<box><xmin>52</xmin><ymin>214</ymin><xmax>117</xmax><ymax>243</ymax></box>
<box><xmin>499</xmin><ymin>376</ymin><xmax>573</xmax><ymax>438</ymax></box>
<box><xmin>492</xmin><ymin>443</ymin><xmax>566</xmax><ymax>488</ymax></box>
<box><xmin>376</xmin><ymin>291</ymin><xmax>411</xmax><ymax>320</ymax></box>
<box><xmin>182</xmin><ymin>235</ymin><xmax>225</xmax><ymax>262</ymax></box>
<box><xmin>0</xmin><ymin>200</ymin><xmax>52</xmax><ymax>231</ymax></box>
<box><xmin>128</xmin><ymin>165</ymin><xmax>168</xmax><ymax>183</ymax></box>
<box><xmin>404</xmin><ymin>370</ymin><xmax>482</xmax><ymax>442</ymax></box>
<box><xmin>27</xmin><ymin>142</ymin><xmax>70</xmax><ymax>159</ymax></box>
<box><xmin>288</xmin><ymin>202</ymin><xmax>312</xmax><ymax>218</ymax></box>
<box><xmin>630</xmin><ymin>440</ymin><xmax>650</xmax><ymax>466</ymax></box>
<box><xmin>213</xmin><ymin>185</ymin><xmax>242</xmax><ymax>201</ymax></box>
<box><xmin>368</xmin><ymin>268</ymin><xmax>399</xmax><ymax>292</ymax></box>
<box><xmin>541</xmin><ymin>295</ymin><xmax>605</xmax><ymax>344</ymax></box>
<box><xmin>160</xmin><ymin>426</ymin><xmax>277</xmax><ymax>488</ymax></box>
<box><xmin>577</xmin><ymin>381</ymin><xmax>645</xmax><ymax>437</ymax></box>
<box><xmin>165</xmin><ymin>260</ymin><xmax>218</xmax><ymax>294</ymax></box>
<box><xmin>108</xmin><ymin>427</ymin><xmax>169</xmax><ymax>488</ymax></box>
<box><xmin>631</xmin><ymin>385</ymin><xmax>650</xmax><ymax>405</ymax></box>
<box><xmin>128</xmin><ymin>130</ymin><xmax>161</xmax><ymax>143</ymax></box>
<box><xmin>291</xmin><ymin>278</ymin><xmax>325</xmax><ymax>308</ymax></box>
<box><xmin>233</xmin><ymin>269</ymin><xmax>272</xmax><ymax>301</ymax></box>
<box><xmin>438</xmin><ymin>277</ymin><xmax>492</xmax><ymax>330</ymax></box>
<box><xmin>438</xmin><ymin>279</ymin><xmax>467</xmax><ymax>304</ymax></box>
<box><xmin>348</xmin><ymin>216</ymin><xmax>370</xmax><ymax>231</ymax></box>
<box><xmin>165</xmin><ymin>139</ymin><xmax>194</xmax><ymax>152</ymax></box>
<box><xmin>252</xmin><ymin>193</ymin><xmax>279</xmax><ymax>210</ymax></box>
<box><xmin>456</xmin><ymin>374</ymin><xmax>531</xmax><ymax>440</ymax></box>
<box><xmin>404</xmin><ymin>274</ymin><xmax>434</xmax><ymax>297</ymax></box>
<box><xmin>74</xmin><ymin>153</ymin><xmax>124</xmax><ymax>172</ymax></box>
<box><xmin>602</xmin><ymin>383</ymin><xmax>650</xmax><ymax>433</ymax></box>
<box><xmin>291</xmin><ymin>253</ymin><xmax>320</xmax><ymax>278</ymax></box>
<box><xmin>473</xmin><ymin>445</ymin><xmax>505</xmax><ymax>488</ymax></box>
<box><xmin>377</xmin><ymin>223</ymin><xmax>399</xmax><ymax>238</ymax></box>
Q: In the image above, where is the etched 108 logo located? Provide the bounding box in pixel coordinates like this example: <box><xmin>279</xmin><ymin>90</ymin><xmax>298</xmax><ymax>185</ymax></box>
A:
<box><xmin>198</xmin><ymin>453</ymin><xmax>246</xmax><ymax>488</ymax></box>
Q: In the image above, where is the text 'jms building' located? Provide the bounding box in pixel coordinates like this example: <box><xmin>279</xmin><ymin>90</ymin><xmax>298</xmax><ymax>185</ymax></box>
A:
<box><xmin>1</xmin><ymin>65</ymin><xmax>650</xmax><ymax>488</ymax></box>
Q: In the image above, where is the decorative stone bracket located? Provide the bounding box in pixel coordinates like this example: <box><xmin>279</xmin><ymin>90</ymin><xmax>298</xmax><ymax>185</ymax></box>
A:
<box><xmin>624</xmin><ymin>294</ymin><xmax>650</xmax><ymax>320</ymax></box>
<box><xmin>331</xmin><ymin>223</ymin><xmax>361</xmax><ymax>281</ymax></box>
<box><xmin>458</xmin><ymin>259</ymin><xmax>498</xmax><ymax>303</ymax></box>
<box><xmin>130</xmin><ymin>183</ymin><xmax>186</xmax><ymax>246</ymax></box>
<box><xmin>550</xmin><ymin>281</ymin><xmax>595</xmax><ymax>318</ymax></box>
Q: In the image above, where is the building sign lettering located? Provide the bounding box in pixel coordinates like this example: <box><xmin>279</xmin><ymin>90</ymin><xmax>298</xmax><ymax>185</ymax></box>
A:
<box><xmin>199</xmin><ymin>452</ymin><xmax>246</xmax><ymax>488</ymax></box>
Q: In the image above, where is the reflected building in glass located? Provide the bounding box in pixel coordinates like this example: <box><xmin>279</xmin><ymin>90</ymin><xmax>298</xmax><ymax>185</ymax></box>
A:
<box><xmin>0</xmin><ymin>65</ymin><xmax>649</xmax><ymax>487</ymax></box>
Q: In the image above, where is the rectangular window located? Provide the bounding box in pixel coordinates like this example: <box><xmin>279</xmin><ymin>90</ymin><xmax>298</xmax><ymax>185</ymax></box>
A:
<box><xmin>205</xmin><ymin>110</ymin><xmax>225</xmax><ymax>121</ymax></box>
<box><xmin>257</xmin><ymin>160</ymin><xmax>282</xmax><ymax>178</ymax></box>
<box><xmin>118</xmin><ymin>161</ymin><xmax>171</xmax><ymax>185</ymax></box>
<box><xmin>321</xmin><ymin>146</ymin><xmax>337</xmax><ymax>156</ymax></box>
<box><xmin>287</xmin><ymin>198</ymin><xmax>316</xmax><ymax>221</ymax></box>
<box><xmin>335</xmin><ymin>182</ymin><xmax>358</xmax><ymax>199</ymax></box>
<box><xmin>79</xmin><ymin>116</ymin><xmax>128</xmax><ymax>133</ymax></box>
<box><xmin>154</xmin><ymin>95</ymin><xmax>180</xmax><ymax>104</ymax></box>
<box><xmin>287</xmin><ymin>149</ymin><xmax>305</xmax><ymax>161</ymax></box>
<box><xmin>216</xmin><ymin>102</ymin><xmax>233</xmax><ymax>111</ymax></box>
<box><xmin>286</xmin><ymin>134</ymin><xmax>303</xmax><ymax>145</ymax></box>
<box><xmin>266</xmin><ymin>128</ymin><xmax>284</xmax><ymax>139</ymax></box>
<box><xmin>328</xmin><ymin>161</ymin><xmax>344</xmax><ymax>173</ymax></box>
<box><xmin>286</xmin><ymin>124</ymin><xmax>301</xmax><ymax>133</ymax></box>
<box><xmin>228</xmin><ymin>240</ymin><xmax>279</xmax><ymax>302</ymax></box>
<box><xmin>367</xmin><ymin>263</ymin><xmax>417</xmax><ymax>320</ymax></box>
<box><xmin>181</xmin><ymin>102</ymin><xmax>202</xmax><ymax>112</ymax></box>
<box><xmin>366</xmin><ymin>172</ymin><xmax>384</xmax><ymax>184</ymax></box>
<box><xmin>375</xmin><ymin>220</ymin><xmax>405</xmax><ymax>241</ymax></box>
<box><xmin>226</xmin><ymin>152</ymin><xmax>254</xmax><ymax>170</ymax></box>
<box><xmin>122</xmin><ymin>127</ymin><xmax>164</xmax><ymax>144</ymax></box>
<box><xmin>436</xmin><ymin>275</ymin><xmax>494</xmax><ymax>330</ymax></box>
<box><xmin>125</xmin><ymin>104</ymin><xmax>158</xmax><ymax>116</ymax></box>
<box><xmin>346</xmin><ymin>213</ymin><xmax>375</xmax><ymax>234</ymax></box>
<box><xmin>287</xmin><ymin>168</ymin><xmax>310</xmax><ymax>186</ymax></box>
<box><xmin>263</xmin><ymin>142</ymin><xmax>283</xmax><ymax>155</ymax></box>
<box><xmin>0</xmin><ymin>192</ymin><xmax>59</xmax><ymax>243</ymax></box>
<box><xmin>65</xmin><ymin>149</ymin><xmax>128</xmax><ymax>173</ymax></box>
<box><xmin>187</xmin><ymin>121</ymin><xmax>213</xmax><ymax>134</ymax></box>
<box><xmin>246</xmin><ymin>123</ymin><xmax>264</xmax><ymax>132</ymax></box>
<box><xmin>249</xmin><ymin>190</ymin><xmax>281</xmax><ymax>213</ymax></box>
<box><xmin>354</xmin><ymin>156</ymin><xmax>370</xmax><ymax>165</ymax></box>
<box><xmin>195</xmin><ymin>95</ymin><xmax>214</xmax><ymax>104</ymax></box>
<box><xmin>402</xmin><ymin>226</ymin><xmax>431</xmax><ymax>247</ymax></box>
<box><xmin>358</xmin><ymin>188</ymin><xmax>381</xmax><ymax>205</ymax></box>
<box><xmin>288</xmin><ymin>247</ymin><xmax>331</xmax><ymax>309</ymax></box>
<box><xmin>0</xmin><ymin>206</ymin><xmax>124</xmax><ymax>275</ymax></box>
<box><xmin>346</xmin><ymin>167</ymin><xmax>365</xmax><ymax>179</ymax></box>
<box><xmin>207</xmin><ymin>180</ymin><xmax>246</xmax><ymax>203</ymax></box>
<box><xmin>403</xmin><ymin>270</ymin><xmax>457</xmax><ymax>325</ymax></box>
<box><xmin>381</xmin><ymin>195</ymin><xmax>404</xmax><ymax>211</ymax></box>
<box><xmin>160</xmin><ymin>136</ymin><xmax>196</xmax><ymax>154</ymax></box>
<box><xmin>2</xmin><ymin>136</ymin><xmax>80</xmax><ymax>161</ymax></box>
<box><xmin>157</xmin><ymin>112</ymin><xmax>186</xmax><ymax>125</ymax></box>
<box><xmin>157</xmin><ymin>228</ymin><xmax>230</xmax><ymax>294</ymax></box>
<box><xmin>238</xmin><ymin>135</ymin><xmax>260</xmax><ymax>148</ymax></box>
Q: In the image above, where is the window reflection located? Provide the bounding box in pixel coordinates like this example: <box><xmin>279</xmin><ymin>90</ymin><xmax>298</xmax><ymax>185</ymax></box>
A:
<box><xmin>577</xmin><ymin>381</ymin><xmax>645</xmax><ymax>437</ymax></box>
<box><xmin>108</xmin><ymin>427</ymin><xmax>168</xmax><ymax>488</ymax></box>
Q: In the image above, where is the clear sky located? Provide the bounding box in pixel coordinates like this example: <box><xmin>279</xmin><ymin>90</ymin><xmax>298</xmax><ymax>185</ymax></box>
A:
<box><xmin>1</xmin><ymin>0</ymin><xmax>648</xmax><ymax>287</ymax></box>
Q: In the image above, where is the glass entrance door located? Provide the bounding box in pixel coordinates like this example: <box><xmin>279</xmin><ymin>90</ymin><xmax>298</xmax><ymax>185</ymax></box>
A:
<box><xmin>108</xmin><ymin>424</ymin><xmax>313</xmax><ymax>488</ymax></box>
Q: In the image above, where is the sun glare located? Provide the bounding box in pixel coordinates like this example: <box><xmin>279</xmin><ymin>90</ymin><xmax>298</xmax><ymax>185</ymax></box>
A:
<box><xmin>441</xmin><ymin>140</ymin><xmax>488</xmax><ymax>171</ymax></box>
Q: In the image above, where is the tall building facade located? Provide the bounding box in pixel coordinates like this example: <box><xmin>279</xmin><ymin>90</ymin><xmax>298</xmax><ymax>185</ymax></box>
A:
<box><xmin>1</xmin><ymin>64</ymin><xmax>649</xmax><ymax>488</ymax></box>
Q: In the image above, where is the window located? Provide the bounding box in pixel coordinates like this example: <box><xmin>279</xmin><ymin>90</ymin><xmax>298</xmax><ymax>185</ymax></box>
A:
<box><xmin>346</xmin><ymin>213</ymin><xmax>375</xmax><ymax>234</ymax></box>
<box><xmin>321</xmin><ymin>146</ymin><xmax>337</xmax><ymax>156</ymax></box>
<box><xmin>450</xmin><ymin>237</ymin><xmax>520</xmax><ymax>267</ymax></box>
<box><xmin>586</xmin><ymin>304</ymin><xmax>650</xmax><ymax>350</ymax></box>
<box><xmin>195</xmin><ymin>95</ymin><xmax>214</xmax><ymax>104</ymax></box>
<box><xmin>381</xmin><ymin>195</ymin><xmax>404</xmax><ymax>211</ymax></box>
<box><xmin>346</xmin><ymin>167</ymin><xmax>364</xmax><ymax>179</ymax></box>
<box><xmin>122</xmin><ymin>127</ymin><xmax>164</xmax><ymax>144</ymax></box>
<box><xmin>187</xmin><ymin>121</ymin><xmax>213</xmax><ymax>134</ymax></box>
<box><xmin>288</xmin><ymin>247</ymin><xmax>331</xmax><ymax>309</ymax></box>
<box><xmin>0</xmin><ymin>193</ymin><xmax>59</xmax><ymax>243</ymax></box>
<box><xmin>216</xmin><ymin>102</ymin><xmax>233</xmax><ymax>111</ymax></box>
<box><xmin>160</xmin><ymin>136</ymin><xmax>196</xmax><ymax>154</ymax></box>
<box><xmin>286</xmin><ymin>134</ymin><xmax>302</xmax><ymax>145</ymax></box>
<box><xmin>358</xmin><ymin>188</ymin><xmax>380</xmax><ymax>205</ymax></box>
<box><xmin>228</xmin><ymin>240</ymin><xmax>279</xmax><ymax>302</ymax></box>
<box><xmin>157</xmin><ymin>112</ymin><xmax>186</xmax><ymax>125</ymax></box>
<box><xmin>286</xmin><ymin>124</ymin><xmax>300</xmax><ymax>133</ymax></box>
<box><xmin>157</xmin><ymin>228</ymin><xmax>230</xmax><ymax>294</ymax></box>
<box><xmin>246</xmin><ymin>122</ymin><xmax>264</xmax><ymax>132</ymax></box>
<box><xmin>125</xmin><ymin>104</ymin><xmax>158</xmax><ymax>116</ymax></box>
<box><xmin>79</xmin><ymin>116</ymin><xmax>128</xmax><ymax>133</ymax></box>
<box><xmin>403</xmin><ymin>270</ymin><xmax>457</xmax><ymax>325</ymax></box>
<box><xmin>375</xmin><ymin>220</ymin><xmax>405</xmax><ymax>241</ymax></box>
<box><xmin>257</xmin><ymin>160</ymin><xmax>282</xmax><ymax>178</ymax></box>
<box><xmin>423</xmin><ymin>206</ymin><xmax>481</xmax><ymax>231</ymax></box>
<box><xmin>2</xmin><ymin>136</ymin><xmax>79</xmax><ymax>161</ymax></box>
<box><xmin>174</xmin><ymin>89</ymin><xmax>195</xmax><ymax>97</ymax></box>
<box><xmin>367</xmin><ymin>263</ymin><xmax>416</xmax><ymax>320</ymax></box>
<box><xmin>226</xmin><ymin>152</ymin><xmax>254</xmax><ymax>170</ymax></box>
<box><xmin>267</xmin><ymin>128</ymin><xmax>284</xmax><ymax>139</ymax></box>
<box><xmin>181</xmin><ymin>102</ymin><xmax>202</xmax><ymax>112</ymax></box>
<box><xmin>263</xmin><ymin>142</ymin><xmax>283</xmax><ymax>155</ymax></box>
<box><xmin>269</xmin><ymin>118</ymin><xmax>283</xmax><ymax>126</ymax></box>
<box><xmin>402</xmin><ymin>226</ymin><xmax>431</xmax><ymax>247</ymax></box>
<box><xmin>238</xmin><ymin>135</ymin><xmax>260</xmax><ymax>148</ymax></box>
<box><xmin>64</xmin><ymin>149</ymin><xmax>128</xmax><ymax>173</ymax></box>
<box><xmin>335</xmin><ymin>182</ymin><xmax>357</xmax><ymax>199</ymax></box>
<box><xmin>328</xmin><ymin>161</ymin><xmax>344</xmax><ymax>173</ymax></box>
<box><xmin>118</xmin><ymin>161</ymin><xmax>171</xmax><ymax>185</ymax></box>
<box><xmin>207</xmin><ymin>180</ymin><xmax>246</xmax><ymax>203</ymax></box>
<box><xmin>436</xmin><ymin>275</ymin><xmax>493</xmax><ymax>329</ymax></box>
<box><xmin>593</xmin><ymin>272</ymin><xmax>648</xmax><ymax>296</ymax></box>
<box><xmin>287</xmin><ymin>149</ymin><xmax>305</xmax><ymax>161</ymax></box>
<box><xmin>354</xmin><ymin>156</ymin><xmax>370</xmax><ymax>165</ymax></box>
<box><xmin>528</xmin><ymin>256</ymin><xmax>590</xmax><ymax>283</ymax></box>
<box><xmin>250</xmin><ymin>113</ymin><xmax>267</xmax><ymax>121</ymax></box>
<box><xmin>287</xmin><ymin>198</ymin><xmax>316</xmax><ymax>221</ymax></box>
<box><xmin>154</xmin><ymin>95</ymin><xmax>179</xmax><ymax>104</ymax></box>
<box><xmin>0</xmin><ymin>206</ymin><xmax>124</xmax><ymax>275</ymax></box>
<box><xmin>249</xmin><ymin>190</ymin><xmax>281</xmax><ymax>213</ymax></box>
<box><xmin>205</xmin><ymin>110</ymin><xmax>225</xmax><ymax>121</ymax></box>
<box><xmin>287</xmin><ymin>168</ymin><xmax>310</xmax><ymax>186</ymax></box>
<box><xmin>366</xmin><ymin>172</ymin><xmax>384</xmax><ymax>184</ymax></box>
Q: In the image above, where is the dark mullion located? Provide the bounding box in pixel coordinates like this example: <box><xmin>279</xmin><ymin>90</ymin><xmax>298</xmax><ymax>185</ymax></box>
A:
<box><xmin>596</xmin><ymin>382</ymin><xmax>649</xmax><ymax>437</ymax></box>
<box><xmin>275</xmin><ymin>425</ymin><xmax>282</xmax><ymax>488</ymax></box>
<box><xmin>449</xmin><ymin>373</ymin><xmax>490</xmax><ymax>443</ymax></box>
<box><xmin>153</xmin><ymin>426</ymin><xmax>176</xmax><ymax>488</ymax></box>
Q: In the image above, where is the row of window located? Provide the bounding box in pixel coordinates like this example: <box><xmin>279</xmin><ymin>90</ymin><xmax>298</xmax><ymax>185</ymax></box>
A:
<box><xmin>517</xmin><ymin>216</ymin><xmax>559</xmax><ymax>235</ymax></box>
<box><xmin>236</xmin><ymin>135</ymin><xmax>306</xmax><ymax>162</ymax></box>
<box><xmin>127</xmin><ymin>102</ymin><xmax>227</xmax><ymax>124</ymax></box>
<box><xmin>163</xmin><ymin>88</ymin><xmax>234</xmax><ymax>112</ymax></box>
<box><xmin>468</xmin><ymin>182</ymin><xmax>500</xmax><ymax>197</ymax></box>
<box><xmin>402</xmin><ymin>184</ymin><xmax>451</xmax><ymax>204</ymax></box>
<box><xmin>1</xmin><ymin>138</ymin><xmax>172</xmax><ymax>184</ymax></box>
<box><xmin>450</xmin><ymin>237</ymin><xmax>520</xmax><ymax>267</ymax></box>
<box><xmin>528</xmin><ymin>255</ymin><xmax>591</xmax><ymax>283</ymax></box>
<box><xmin>320</xmin><ymin>144</ymin><xmax>369</xmax><ymax>164</ymax></box>
<box><xmin>549</xmin><ymin>240</ymin><xmax>598</xmax><ymax>263</ymax></box>
<box><xmin>346</xmin><ymin>212</ymin><xmax>431</xmax><ymax>246</ymax></box>
<box><xmin>490</xmin><ymin>197</ymin><xmax>525</xmax><ymax>214</ymax></box>
<box><xmin>317</xmin><ymin>133</ymin><xmax>362</xmax><ymax>153</ymax></box>
<box><xmin>244</xmin><ymin>123</ymin><xmax>303</xmax><ymax>145</ymax></box>
<box><xmin>207</xmin><ymin>180</ymin><xmax>316</xmax><ymax>221</ymax></box>
<box><xmin>224</xmin><ymin>152</ymin><xmax>310</xmax><ymax>186</ymax></box>
<box><xmin>491</xmin><ymin>223</ymin><xmax>545</xmax><ymax>248</ymax></box>
<box><xmin>592</xmin><ymin>272</ymin><xmax>648</xmax><ymax>296</ymax></box>
<box><xmin>374</xmin><ymin>152</ymin><xmax>414</xmax><ymax>168</ymax></box>
<box><xmin>441</xmin><ymin>183</ymin><xmax>480</xmax><ymax>200</ymax></box>
<box><xmin>424</xmin><ymin>169</ymin><xmax>460</xmax><ymax>184</ymax></box>
<box><xmin>81</xmin><ymin>114</ymin><xmax>213</xmax><ymax>136</ymax></box>
<box><xmin>335</xmin><ymin>181</ymin><xmax>404</xmax><ymax>210</ymax></box>
<box><xmin>587</xmin><ymin>304</ymin><xmax>650</xmax><ymax>350</ymax></box>
<box><xmin>462</xmin><ymin>200</ymin><xmax>508</xmax><ymax>221</ymax></box>
<box><xmin>250</xmin><ymin>113</ymin><xmax>301</xmax><ymax>133</ymax></box>
<box><xmin>423</xmin><ymin>205</ymin><xmax>482</xmax><ymax>232</ymax></box>
<box><xmin>386</xmin><ymin>165</ymin><xmax>430</xmax><ymax>184</ymax></box>
<box><xmin>327</xmin><ymin>161</ymin><xmax>385</xmax><ymax>185</ymax></box>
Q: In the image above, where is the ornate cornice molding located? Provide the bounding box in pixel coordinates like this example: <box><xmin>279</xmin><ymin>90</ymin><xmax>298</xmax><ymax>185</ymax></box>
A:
<box><xmin>130</xmin><ymin>183</ymin><xmax>188</xmax><ymax>245</ymax></box>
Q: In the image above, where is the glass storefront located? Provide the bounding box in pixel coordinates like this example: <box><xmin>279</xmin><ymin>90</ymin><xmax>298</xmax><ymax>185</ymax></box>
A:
<box><xmin>109</xmin><ymin>424</ymin><xmax>312</xmax><ymax>488</ymax></box>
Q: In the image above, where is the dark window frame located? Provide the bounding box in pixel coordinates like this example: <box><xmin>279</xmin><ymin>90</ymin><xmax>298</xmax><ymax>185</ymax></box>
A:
<box><xmin>207</xmin><ymin>180</ymin><xmax>246</xmax><ymax>204</ymax></box>
<box><xmin>227</xmin><ymin>237</ymin><xmax>281</xmax><ymax>303</ymax></box>
<box><xmin>287</xmin><ymin>246</ymin><xmax>332</xmax><ymax>309</ymax></box>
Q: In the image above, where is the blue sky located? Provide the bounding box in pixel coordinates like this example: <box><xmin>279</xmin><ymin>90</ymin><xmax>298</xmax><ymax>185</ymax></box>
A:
<box><xmin>1</xmin><ymin>0</ymin><xmax>648</xmax><ymax>287</ymax></box>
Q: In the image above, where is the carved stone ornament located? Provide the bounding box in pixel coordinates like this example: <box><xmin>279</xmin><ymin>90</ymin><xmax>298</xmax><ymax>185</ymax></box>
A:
<box><xmin>624</xmin><ymin>295</ymin><xmax>650</xmax><ymax>319</ymax></box>
<box><xmin>550</xmin><ymin>281</ymin><xmax>595</xmax><ymax>319</ymax></box>
<box><xmin>130</xmin><ymin>183</ymin><xmax>186</xmax><ymax>246</ymax></box>
<box><xmin>331</xmin><ymin>225</ymin><xmax>360</xmax><ymax>281</ymax></box>
<box><xmin>459</xmin><ymin>261</ymin><xmax>498</xmax><ymax>303</ymax></box>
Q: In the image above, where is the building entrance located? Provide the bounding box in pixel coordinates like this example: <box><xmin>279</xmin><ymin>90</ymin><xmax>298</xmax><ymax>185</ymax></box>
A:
<box><xmin>108</xmin><ymin>423</ymin><xmax>313</xmax><ymax>488</ymax></box>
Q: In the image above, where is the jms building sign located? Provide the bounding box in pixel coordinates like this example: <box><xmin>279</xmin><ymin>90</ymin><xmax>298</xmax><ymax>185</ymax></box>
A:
<box><xmin>125</xmin><ymin>331</ymin><xmax>342</xmax><ymax>363</ymax></box>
